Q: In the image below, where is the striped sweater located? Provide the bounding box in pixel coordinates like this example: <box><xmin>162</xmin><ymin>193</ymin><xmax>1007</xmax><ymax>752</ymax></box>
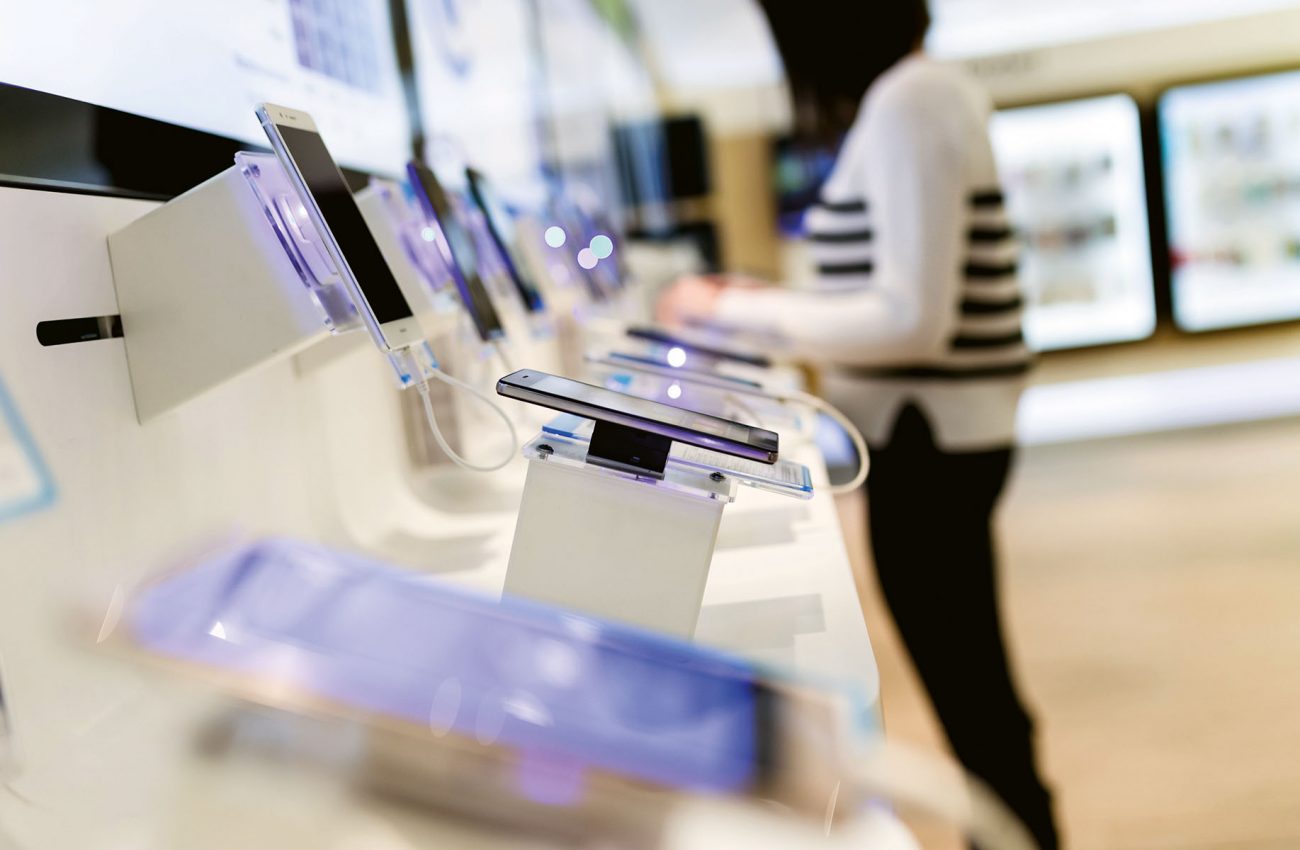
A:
<box><xmin>714</xmin><ymin>55</ymin><xmax>1031</xmax><ymax>450</ymax></box>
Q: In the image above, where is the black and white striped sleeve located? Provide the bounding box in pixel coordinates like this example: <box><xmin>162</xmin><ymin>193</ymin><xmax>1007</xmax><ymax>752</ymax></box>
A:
<box><xmin>713</xmin><ymin>84</ymin><xmax>969</xmax><ymax>367</ymax></box>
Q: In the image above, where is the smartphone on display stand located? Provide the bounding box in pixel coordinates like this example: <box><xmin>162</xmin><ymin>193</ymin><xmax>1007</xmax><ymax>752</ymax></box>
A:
<box><xmin>256</xmin><ymin>103</ymin><xmax>424</xmax><ymax>352</ymax></box>
<box><xmin>465</xmin><ymin>167</ymin><xmax>546</xmax><ymax>314</ymax></box>
<box><xmin>626</xmin><ymin>325</ymin><xmax>772</xmax><ymax>369</ymax></box>
<box><xmin>407</xmin><ymin>161</ymin><xmax>505</xmax><ymax>343</ymax></box>
<box><xmin>497</xmin><ymin>369</ymin><xmax>779</xmax><ymax>464</ymax></box>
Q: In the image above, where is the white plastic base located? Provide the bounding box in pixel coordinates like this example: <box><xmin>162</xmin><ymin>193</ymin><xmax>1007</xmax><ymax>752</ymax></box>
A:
<box><xmin>504</xmin><ymin>451</ymin><xmax>729</xmax><ymax>639</ymax></box>
<box><xmin>108</xmin><ymin>165</ymin><xmax>335</xmax><ymax>422</ymax></box>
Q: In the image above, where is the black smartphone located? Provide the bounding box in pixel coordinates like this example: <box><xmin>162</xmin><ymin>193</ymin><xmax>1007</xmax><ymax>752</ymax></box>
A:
<box><xmin>626</xmin><ymin>326</ymin><xmax>772</xmax><ymax>369</ymax></box>
<box><xmin>257</xmin><ymin>103</ymin><xmax>423</xmax><ymax>351</ymax></box>
<box><xmin>465</xmin><ymin>167</ymin><xmax>546</xmax><ymax>314</ymax></box>
<box><xmin>497</xmin><ymin>369</ymin><xmax>779</xmax><ymax>463</ymax></box>
<box><xmin>406</xmin><ymin>160</ymin><xmax>505</xmax><ymax>342</ymax></box>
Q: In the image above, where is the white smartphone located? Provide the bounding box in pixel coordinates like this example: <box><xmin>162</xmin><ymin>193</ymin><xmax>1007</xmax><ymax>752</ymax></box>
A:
<box><xmin>256</xmin><ymin>103</ymin><xmax>424</xmax><ymax>352</ymax></box>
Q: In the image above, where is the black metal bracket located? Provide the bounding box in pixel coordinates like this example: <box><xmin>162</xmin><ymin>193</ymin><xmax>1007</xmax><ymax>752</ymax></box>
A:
<box><xmin>586</xmin><ymin>420</ymin><xmax>672</xmax><ymax>479</ymax></box>
<box><xmin>36</xmin><ymin>315</ymin><xmax>123</xmax><ymax>346</ymax></box>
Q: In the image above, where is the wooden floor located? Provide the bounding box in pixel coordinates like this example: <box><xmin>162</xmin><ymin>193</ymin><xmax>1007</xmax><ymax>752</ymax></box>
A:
<box><xmin>837</xmin><ymin>416</ymin><xmax>1300</xmax><ymax>850</ymax></box>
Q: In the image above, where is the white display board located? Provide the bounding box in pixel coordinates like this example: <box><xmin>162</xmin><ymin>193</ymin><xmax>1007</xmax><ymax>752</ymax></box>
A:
<box><xmin>1160</xmin><ymin>70</ymin><xmax>1300</xmax><ymax>331</ymax></box>
<box><xmin>990</xmin><ymin>94</ymin><xmax>1157</xmax><ymax>350</ymax></box>
<box><xmin>0</xmin><ymin>0</ymin><xmax>410</xmax><ymax>175</ymax></box>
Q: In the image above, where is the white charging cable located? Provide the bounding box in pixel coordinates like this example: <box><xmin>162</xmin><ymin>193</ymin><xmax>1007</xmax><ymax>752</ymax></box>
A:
<box><xmin>675</xmin><ymin>378</ymin><xmax>867</xmax><ymax>496</ymax></box>
<box><xmin>780</xmin><ymin>391</ymin><xmax>869</xmax><ymax>495</ymax></box>
<box><xmin>405</xmin><ymin>350</ymin><xmax>519</xmax><ymax>473</ymax></box>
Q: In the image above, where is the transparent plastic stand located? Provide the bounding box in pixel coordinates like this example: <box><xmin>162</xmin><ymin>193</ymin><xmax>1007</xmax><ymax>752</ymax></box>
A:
<box><xmin>107</xmin><ymin>154</ymin><xmax>441</xmax><ymax>422</ymax></box>
<box><xmin>107</xmin><ymin>153</ymin><xmax>358</xmax><ymax>421</ymax></box>
<box><xmin>505</xmin><ymin>419</ymin><xmax>812</xmax><ymax>640</ymax></box>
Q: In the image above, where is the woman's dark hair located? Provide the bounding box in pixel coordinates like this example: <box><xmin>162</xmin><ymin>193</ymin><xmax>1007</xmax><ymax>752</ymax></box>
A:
<box><xmin>759</xmin><ymin>0</ymin><xmax>931</xmax><ymax>142</ymax></box>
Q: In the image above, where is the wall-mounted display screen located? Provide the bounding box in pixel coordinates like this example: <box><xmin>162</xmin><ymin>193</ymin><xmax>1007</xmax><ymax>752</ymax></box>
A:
<box><xmin>405</xmin><ymin>0</ymin><xmax>546</xmax><ymax>201</ymax></box>
<box><xmin>990</xmin><ymin>94</ymin><xmax>1157</xmax><ymax>351</ymax></box>
<box><xmin>1160</xmin><ymin>70</ymin><xmax>1300</xmax><ymax>331</ymax></box>
<box><xmin>0</xmin><ymin>0</ymin><xmax>410</xmax><ymax>175</ymax></box>
<box><xmin>534</xmin><ymin>0</ymin><xmax>658</xmax><ymax>208</ymax></box>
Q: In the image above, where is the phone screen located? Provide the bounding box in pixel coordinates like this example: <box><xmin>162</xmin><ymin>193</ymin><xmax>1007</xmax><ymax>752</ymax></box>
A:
<box><xmin>502</xmin><ymin>371</ymin><xmax>779</xmax><ymax>460</ymax></box>
<box><xmin>407</xmin><ymin>162</ymin><xmax>504</xmax><ymax>341</ymax></box>
<box><xmin>273</xmin><ymin>125</ymin><xmax>415</xmax><ymax>325</ymax></box>
<box><xmin>467</xmin><ymin>170</ymin><xmax>545</xmax><ymax>313</ymax></box>
<box><xmin>127</xmin><ymin>538</ymin><xmax>769</xmax><ymax>794</ymax></box>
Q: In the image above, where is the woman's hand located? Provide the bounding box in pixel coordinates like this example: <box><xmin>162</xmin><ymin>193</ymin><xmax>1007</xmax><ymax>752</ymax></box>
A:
<box><xmin>655</xmin><ymin>275</ymin><xmax>726</xmax><ymax>326</ymax></box>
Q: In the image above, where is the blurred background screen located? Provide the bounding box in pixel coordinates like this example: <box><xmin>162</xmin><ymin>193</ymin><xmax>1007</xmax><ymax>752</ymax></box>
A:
<box><xmin>406</xmin><ymin>0</ymin><xmax>548</xmax><ymax>198</ymax></box>
<box><xmin>990</xmin><ymin>94</ymin><xmax>1157</xmax><ymax>351</ymax></box>
<box><xmin>1160</xmin><ymin>69</ymin><xmax>1300</xmax><ymax>331</ymax></box>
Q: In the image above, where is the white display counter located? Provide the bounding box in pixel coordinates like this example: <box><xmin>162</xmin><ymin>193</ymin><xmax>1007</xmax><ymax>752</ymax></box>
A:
<box><xmin>0</xmin><ymin>185</ymin><xmax>886</xmax><ymax>848</ymax></box>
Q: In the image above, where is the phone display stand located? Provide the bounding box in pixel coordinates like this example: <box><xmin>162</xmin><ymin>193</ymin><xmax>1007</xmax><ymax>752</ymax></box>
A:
<box><xmin>108</xmin><ymin>155</ymin><xmax>451</xmax><ymax>422</ymax></box>
<box><xmin>540</xmin><ymin>413</ymin><xmax>814</xmax><ymax>499</ymax></box>
<box><xmin>505</xmin><ymin>430</ymin><xmax>736</xmax><ymax>639</ymax></box>
<box><xmin>355</xmin><ymin>178</ymin><xmax>465</xmax><ymax>327</ymax></box>
<box><xmin>107</xmin><ymin>152</ymin><xmax>367</xmax><ymax>422</ymax></box>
